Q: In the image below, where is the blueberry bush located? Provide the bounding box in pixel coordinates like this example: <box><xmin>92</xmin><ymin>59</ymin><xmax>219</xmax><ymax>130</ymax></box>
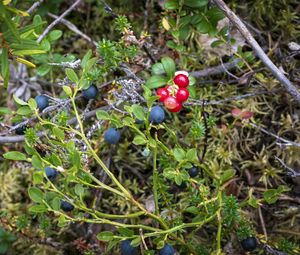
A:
<box><xmin>0</xmin><ymin>0</ymin><xmax>300</xmax><ymax>254</ymax></box>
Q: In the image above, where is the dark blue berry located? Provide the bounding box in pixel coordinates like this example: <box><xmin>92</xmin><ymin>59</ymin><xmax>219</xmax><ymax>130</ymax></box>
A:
<box><xmin>82</xmin><ymin>84</ymin><xmax>98</xmax><ymax>100</ymax></box>
<box><xmin>45</xmin><ymin>167</ymin><xmax>58</xmax><ymax>181</ymax></box>
<box><xmin>149</xmin><ymin>106</ymin><xmax>165</xmax><ymax>124</ymax></box>
<box><xmin>120</xmin><ymin>240</ymin><xmax>138</xmax><ymax>255</ymax></box>
<box><xmin>159</xmin><ymin>244</ymin><xmax>175</xmax><ymax>255</ymax></box>
<box><xmin>60</xmin><ymin>200</ymin><xmax>74</xmax><ymax>212</ymax></box>
<box><xmin>188</xmin><ymin>166</ymin><xmax>199</xmax><ymax>178</ymax></box>
<box><xmin>104</xmin><ymin>128</ymin><xmax>121</xmax><ymax>144</ymax></box>
<box><xmin>15</xmin><ymin>124</ymin><xmax>27</xmax><ymax>135</ymax></box>
<box><xmin>35</xmin><ymin>95</ymin><xmax>49</xmax><ymax>111</ymax></box>
<box><xmin>241</xmin><ymin>237</ymin><xmax>257</xmax><ymax>252</ymax></box>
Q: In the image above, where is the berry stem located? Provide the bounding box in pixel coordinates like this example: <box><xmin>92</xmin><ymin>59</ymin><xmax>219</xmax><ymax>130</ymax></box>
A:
<box><xmin>153</xmin><ymin>135</ymin><xmax>159</xmax><ymax>215</ymax></box>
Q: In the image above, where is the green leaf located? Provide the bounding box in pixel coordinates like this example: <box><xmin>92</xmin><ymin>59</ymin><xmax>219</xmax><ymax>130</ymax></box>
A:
<box><xmin>157</xmin><ymin>240</ymin><xmax>165</xmax><ymax>249</ymax></box>
<box><xmin>51</xmin><ymin>197</ymin><xmax>61</xmax><ymax>211</ymax></box>
<box><xmin>173</xmin><ymin>148</ymin><xmax>186</xmax><ymax>161</ymax></box>
<box><xmin>36</xmin><ymin>64</ymin><xmax>51</xmax><ymax>76</ymax></box>
<box><xmin>96</xmin><ymin>110</ymin><xmax>110</xmax><ymax>120</ymax></box>
<box><xmin>97</xmin><ymin>231</ymin><xmax>114</xmax><ymax>242</ymax></box>
<box><xmin>220</xmin><ymin>169</ymin><xmax>236</xmax><ymax>184</ymax></box>
<box><xmin>13</xmin><ymin>49</ymin><xmax>46</xmax><ymax>56</ymax></box>
<box><xmin>132</xmin><ymin>104</ymin><xmax>145</xmax><ymax>121</ymax></box>
<box><xmin>3</xmin><ymin>151</ymin><xmax>27</xmax><ymax>161</ymax></box>
<box><xmin>117</xmin><ymin>228</ymin><xmax>134</xmax><ymax>237</ymax></box>
<box><xmin>33</xmin><ymin>172</ymin><xmax>43</xmax><ymax>184</ymax></box>
<box><xmin>152</xmin><ymin>63</ymin><xmax>165</xmax><ymax>75</ymax></box>
<box><xmin>211</xmin><ymin>40</ymin><xmax>223</xmax><ymax>48</ymax></box>
<box><xmin>130</xmin><ymin>237</ymin><xmax>141</xmax><ymax>247</ymax></box>
<box><xmin>28</xmin><ymin>98</ymin><xmax>37</xmax><ymax>110</ymax></box>
<box><xmin>49</xmin><ymin>30</ymin><xmax>62</xmax><ymax>41</ymax></box>
<box><xmin>184</xmin><ymin>0</ymin><xmax>208</xmax><ymax>8</ymax></box>
<box><xmin>52</xmin><ymin>127</ymin><xmax>65</xmax><ymax>140</ymax></box>
<box><xmin>0</xmin><ymin>107</ymin><xmax>12</xmax><ymax>115</ymax></box>
<box><xmin>164</xmin><ymin>0</ymin><xmax>179</xmax><ymax>10</ymax></box>
<box><xmin>1</xmin><ymin>48</ymin><xmax>9</xmax><ymax>87</ymax></box>
<box><xmin>145</xmin><ymin>75</ymin><xmax>168</xmax><ymax>89</ymax></box>
<box><xmin>63</xmin><ymin>86</ymin><xmax>72</xmax><ymax>97</ymax></box>
<box><xmin>81</xmin><ymin>50</ymin><xmax>92</xmax><ymax>69</ymax></box>
<box><xmin>65</xmin><ymin>68</ymin><xmax>78</xmax><ymax>83</ymax></box>
<box><xmin>29</xmin><ymin>204</ymin><xmax>48</xmax><ymax>213</ymax></box>
<box><xmin>161</xmin><ymin>56</ymin><xmax>176</xmax><ymax>78</ymax></box>
<box><xmin>17</xmin><ymin>106</ymin><xmax>32</xmax><ymax>115</ymax></box>
<box><xmin>133</xmin><ymin>135</ymin><xmax>147</xmax><ymax>145</ymax></box>
<box><xmin>28</xmin><ymin>187</ymin><xmax>44</xmax><ymax>203</ymax></box>
<box><xmin>13</xmin><ymin>94</ymin><xmax>28</xmax><ymax>106</ymax></box>
<box><xmin>74</xmin><ymin>184</ymin><xmax>84</xmax><ymax>196</ymax></box>
<box><xmin>186</xmin><ymin>148</ymin><xmax>198</xmax><ymax>162</ymax></box>
<box><xmin>32</xmin><ymin>155</ymin><xmax>43</xmax><ymax>170</ymax></box>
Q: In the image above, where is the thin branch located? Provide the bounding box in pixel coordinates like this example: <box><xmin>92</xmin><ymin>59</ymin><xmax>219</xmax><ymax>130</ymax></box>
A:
<box><xmin>47</xmin><ymin>12</ymin><xmax>98</xmax><ymax>47</ymax></box>
<box><xmin>190</xmin><ymin>59</ymin><xmax>240</xmax><ymax>78</ymax></box>
<box><xmin>37</xmin><ymin>0</ymin><xmax>82</xmax><ymax>43</ymax></box>
<box><xmin>249</xmin><ymin>122</ymin><xmax>300</xmax><ymax>148</ymax></box>
<box><xmin>275</xmin><ymin>156</ymin><xmax>300</xmax><ymax>177</ymax></box>
<box><xmin>26</xmin><ymin>0</ymin><xmax>44</xmax><ymax>14</ymax></box>
<box><xmin>212</xmin><ymin>0</ymin><xmax>300</xmax><ymax>103</ymax></box>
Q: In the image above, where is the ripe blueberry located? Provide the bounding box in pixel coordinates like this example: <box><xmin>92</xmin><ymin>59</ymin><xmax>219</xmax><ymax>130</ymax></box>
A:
<box><xmin>14</xmin><ymin>124</ymin><xmax>27</xmax><ymax>135</ymax></box>
<box><xmin>35</xmin><ymin>95</ymin><xmax>49</xmax><ymax>111</ymax></box>
<box><xmin>149</xmin><ymin>106</ymin><xmax>165</xmax><ymax>124</ymax></box>
<box><xmin>104</xmin><ymin>128</ymin><xmax>121</xmax><ymax>144</ymax></box>
<box><xmin>60</xmin><ymin>200</ymin><xmax>74</xmax><ymax>212</ymax></box>
<box><xmin>120</xmin><ymin>240</ymin><xmax>138</xmax><ymax>255</ymax></box>
<box><xmin>159</xmin><ymin>243</ymin><xmax>175</xmax><ymax>255</ymax></box>
<box><xmin>188</xmin><ymin>166</ymin><xmax>199</xmax><ymax>178</ymax></box>
<box><xmin>45</xmin><ymin>167</ymin><xmax>58</xmax><ymax>181</ymax></box>
<box><xmin>241</xmin><ymin>237</ymin><xmax>257</xmax><ymax>252</ymax></box>
<box><xmin>82</xmin><ymin>84</ymin><xmax>98</xmax><ymax>100</ymax></box>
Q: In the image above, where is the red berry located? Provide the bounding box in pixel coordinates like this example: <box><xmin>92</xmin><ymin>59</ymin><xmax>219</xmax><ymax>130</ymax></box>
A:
<box><xmin>164</xmin><ymin>96</ymin><xmax>178</xmax><ymax>110</ymax></box>
<box><xmin>168</xmin><ymin>101</ymin><xmax>182</xmax><ymax>112</ymax></box>
<box><xmin>173</xmin><ymin>74</ymin><xmax>189</xmax><ymax>88</ymax></box>
<box><xmin>157</xmin><ymin>88</ymin><xmax>169</xmax><ymax>102</ymax></box>
<box><xmin>176</xmin><ymin>88</ymin><xmax>189</xmax><ymax>102</ymax></box>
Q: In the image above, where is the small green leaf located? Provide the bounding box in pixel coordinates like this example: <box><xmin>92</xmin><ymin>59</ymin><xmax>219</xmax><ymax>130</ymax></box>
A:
<box><xmin>145</xmin><ymin>75</ymin><xmax>168</xmax><ymax>89</ymax></box>
<box><xmin>96</xmin><ymin>110</ymin><xmax>110</xmax><ymax>120</ymax></box>
<box><xmin>164</xmin><ymin>0</ymin><xmax>179</xmax><ymax>10</ymax></box>
<box><xmin>3</xmin><ymin>151</ymin><xmax>27</xmax><ymax>161</ymax></box>
<box><xmin>17</xmin><ymin>106</ymin><xmax>32</xmax><ymax>115</ymax></box>
<box><xmin>130</xmin><ymin>237</ymin><xmax>141</xmax><ymax>247</ymax></box>
<box><xmin>81</xmin><ymin>50</ymin><xmax>92</xmax><ymax>69</ymax></box>
<box><xmin>132</xmin><ymin>104</ymin><xmax>145</xmax><ymax>121</ymax></box>
<box><xmin>0</xmin><ymin>107</ymin><xmax>12</xmax><ymax>115</ymax></box>
<box><xmin>220</xmin><ymin>169</ymin><xmax>236</xmax><ymax>184</ymax></box>
<box><xmin>152</xmin><ymin>63</ymin><xmax>165</xmax><ymax>75</ymax></box>
<box><xmin>117</xmin><ymin>228</ymin><xmax>134</xmax><ymax>237</ymax></box>
<box><xmin>29</xmin><ymin>204</ymin><xmax>48</xmax><ymax>213</ymax></box>
<box><xmin>161</xmin><ymin>56</ymin><xmax>176</xmax><ymax>78</ymax></box>
<box><xmin>133</xmin><ymin>135</ymin><xmax>147</xmax><ymax>145</ymax></box>
<box><xmin>173</xmin><ymin>148</ymin><xmax>186</xmax><ymax>161</ymax></box>
<box><xmin>156</xmin><ymin>240</ymin><xmax>165</xmax><ymax>249</ymax></box>
<box><xmin>33</xmin><ymin>172</ymin><xmax>43</xmax><ymax>184</ymax></box>
<box><xmin>184</xmin><ymin>0</ymin><xmax>208</xmax><ymax>8</ymax></box>
<box><xmin>74</xmin><ymin>184</ymin><xmax>84</xmax><ymax>196</ymax></box>
<box><xmin>49</xmin><ymin>30</ymin><xmax>62</xmax><ymax>41</ymax></box>
<box><xmin>65</xmin><ymin>68</ymin><xmax>78</xmax><ymax>83</ymax></box>
<box><xmin>51</xmin><ymin>197</ymin><xmax>61</xmax><ymax>210</ymax></box>
<box><xmin>186</xmin><ymin>148</ymin><xmax>198</xmax><ymax>162</ymax></box>
<box><xmin>52</xmin><ymin>127</ymin><xmax>65</xmax><ymax>140</ymax></box>
<box><xmin>28</xmin><ymin>187</ymin><xmax>44</xmax><ymax>203</ymax></box>
<box><xmin>13</xmin><ymin>94</ymin><xmax>28</xmax><ymax>106</ymax></box>
<box><xmin>28</xmin><ymin>98</ymin><xmax>37</xmax><ymax>110</ymax></box>
<box><xmin>97</xmin><ymin>231</ymin><xmax>114</xmax><ymax>242</ymax></box>
<box><xmin>63</xmin><ymin>86</ymin><xmax>72</xmax><ymax>97</ymax></box>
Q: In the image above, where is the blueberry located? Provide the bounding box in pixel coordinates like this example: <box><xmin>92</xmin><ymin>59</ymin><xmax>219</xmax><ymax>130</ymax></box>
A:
<box><xmin>120</xmin><ymin>240</ymin><xmax>138</xmax><ymax>255</ymax></box>
<box><xmin>149</xmin><ymin>106</ymin><xmax>165</xmax><ymax>124</ymax></box>
<box><xmin>159</xmin><ymin>243</ymin><xmax>175</xmax><ymax>255</ymax></box>
<box><xmin>82</xmin><ymin>84</ymin><xmax>98</xmax><ymax>100</ymax></box>
<box><xmin>104</xmin><ymin>128</ymin><xmax>121</xmax><ymax>144</ymax></box>
<box><xmin>60</xmin><ymin>200</ymin><xmax>74</xmax><ymax>212</ymax></box>
<box><xmin>45</xmin><ymin>167</ymin><xmax>58</xmax><ymax>181</ymax></box>
<box><xmin>188</xmin><ymin>166</ymin><xmax>199</xmax><ymax>178</ymax></box>
<box><xmin>14</xmin><ymin>124</ymin><xmax>27</xmax><ymax>135</ymax></box>
<box><xmin>35</xmin><ymin>95</ymin><xmax>49</xmax><ymax>111</ymax></box>
<box><xmin>241</xmin><ymin>237</ymin><xmax>257</xmax><ymax>252</ymax></box>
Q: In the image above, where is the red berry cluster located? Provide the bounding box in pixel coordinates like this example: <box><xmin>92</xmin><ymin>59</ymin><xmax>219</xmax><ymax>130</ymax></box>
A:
<box><xmin>156</xmin><ymin>71</ymin><xmax>190</xmax><ymax>112</ymax></box>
